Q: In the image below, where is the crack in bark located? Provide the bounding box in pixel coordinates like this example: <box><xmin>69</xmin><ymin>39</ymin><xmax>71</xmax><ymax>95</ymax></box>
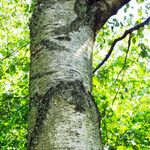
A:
<box><xmin>30</xmin><ymin>71</ymin><xmax>56</xmax><ymax>80</ymax></box>
<box><xmin>54</xmin><ymin>36</ymin><xmax>71</xmax><ymax>41</ymax></box>
<box><xmin>30</xmin><ymin>68</ymin><xmax>83</xmax><ymax>81</ymax></box>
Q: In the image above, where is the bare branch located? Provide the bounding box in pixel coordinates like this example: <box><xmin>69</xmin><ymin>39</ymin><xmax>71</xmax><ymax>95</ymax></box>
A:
<box><xmin>112</xmin><ymin>33</ymin><xmax>131</xmax><ymax>105</ymax></box>
<box><xmin>93</xmin><ymin>16</ymin><xmax>150</xmax><ymax>74</ymax></box>
<box><xmin>114</xmin><ymin>33</ymin><xmax>131</xmax><ymax>84</ymax></box>
<box><xmin>1</xmin><ymin>43</ymin><xmax>29</xmax><ymax>61</ymax></box>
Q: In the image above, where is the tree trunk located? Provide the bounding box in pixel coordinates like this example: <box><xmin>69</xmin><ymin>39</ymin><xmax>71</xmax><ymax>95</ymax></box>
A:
<box><xmin>28</xmin><ymin>0</ymin><xmax>131</xmax><ymax>149</ymax></box>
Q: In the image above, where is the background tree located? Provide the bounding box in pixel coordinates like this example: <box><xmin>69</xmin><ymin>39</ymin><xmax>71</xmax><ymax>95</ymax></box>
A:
<box><xmin>0</xmin><ymin>0</ymin><xmax>149</xmax><ymax>149</ymax></box>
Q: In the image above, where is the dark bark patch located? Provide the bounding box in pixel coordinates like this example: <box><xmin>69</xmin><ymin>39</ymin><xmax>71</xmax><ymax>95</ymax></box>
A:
<box><xmin>52</xmin><ymin>24</ymin><xmax>70</xmax><ymax>35</ymax></box>
<box><xmin>31</xmin><ymin>39</ymin><xmax>69</xmax><ymax>58</ymax></box>
<box><xmin>29</xmin><ymin>88</ymin><xmax>53</xmax><ymax>149</ymax></box>
<box><xmin>41</xmin><ymin>39</ymin><xmax>68</xmax><ymax>51</ymax></box>
<box><xmin>29</xmin><ymin>80</ymin><xmax>91</xmax><ymax>149</ymax></box>
<box><xmin>30</xmin><ymin>71</ymin><xmax>56</xmax><ymax>80</ymax></box>
<box><xmin>51</xmin><ymin>0</ymin><xmax>93</xmax><ymax>36</ymax></box>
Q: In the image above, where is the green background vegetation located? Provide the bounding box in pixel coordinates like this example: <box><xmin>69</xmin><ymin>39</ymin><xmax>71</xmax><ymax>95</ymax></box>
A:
<box><xmin>0</xmin><ymin>0</ymin><xmax>149</xmax><ymax>149</ymax></box>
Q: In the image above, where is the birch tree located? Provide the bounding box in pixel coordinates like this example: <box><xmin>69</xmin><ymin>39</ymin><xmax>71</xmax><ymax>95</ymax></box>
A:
<box><xmin>28</xmin><ymin>0</ymin><xmax>139</xmax><ymax>149</ymax></box>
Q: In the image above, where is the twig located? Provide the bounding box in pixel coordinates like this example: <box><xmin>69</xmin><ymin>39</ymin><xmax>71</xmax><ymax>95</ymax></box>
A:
<box><xmin>112</xmin><ymin>34</ymin><xmax>131</xmax><ymax>104</ymax></box>
<box><xmin>111</xmin><ymin>70</ymin><xmax>125</xmax><ymax>105</ymax></box>
<box><xmin>1</xmin><ymin>43</ymin><xmax>29</xmax><ymax>61</ymax></box>
<box><xmin>114</xmin><ymin>33</ymin><xmax>131</xmax><ymax>84</ymax></box>
<box><xmin>93</xmin><ymin>16</ymin><xmax>150</xmax><ymax>74</ymax></box>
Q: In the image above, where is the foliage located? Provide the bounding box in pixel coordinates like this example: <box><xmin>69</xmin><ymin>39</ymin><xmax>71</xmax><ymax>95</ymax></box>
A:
<box><xmin>93</xmin><ymin>0</ymin><xmax>150</xmax><ymax>149</ymax></box>
<box><xmin>0</xmin><ymin>0</ymin><xmax>32</xmax><ymax>149</ymax></box>
<box><xmin>0</xmin><ymin>0</ymin><xmax>149</xmax><ymax>149</ymax></box>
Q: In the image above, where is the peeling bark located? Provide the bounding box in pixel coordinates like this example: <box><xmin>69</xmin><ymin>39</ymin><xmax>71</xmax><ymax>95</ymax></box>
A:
<box><xmin>29</xmin><ymin>0</ymin><xmax>131</xmax><ymax>149</ymax></box>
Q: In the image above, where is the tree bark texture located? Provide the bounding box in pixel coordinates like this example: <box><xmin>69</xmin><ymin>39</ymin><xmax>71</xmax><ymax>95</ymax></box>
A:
<box><xmin>29</xmin><ymin>0</ymin><xmax>131</xmax><ymax>149</ymax></box>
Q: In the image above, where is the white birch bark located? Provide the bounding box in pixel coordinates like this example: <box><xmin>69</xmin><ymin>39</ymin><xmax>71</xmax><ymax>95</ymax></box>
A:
<box><xmin>28</xmin><ymin>0</ymin><xmax>131</xmax><ymax>149</ymax></box>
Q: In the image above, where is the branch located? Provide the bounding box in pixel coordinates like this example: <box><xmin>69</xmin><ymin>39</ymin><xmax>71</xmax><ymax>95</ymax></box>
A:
<box><xmin>1</xmin><ymin>43</ymin><xmax>29</xmax><ymax>61</ymax></box>
<box><xmin>2</xmin><ymin>49</ymin><xmax>19</xmax><ymax>61</ymax></box>
<box><xmin>112</xmin><ymin>34</ymin><xmax>131</xmax><ymax>105</ymax></box>
<box><xmin>91</xmin><ymin>0</ymin><xmax>131</xmax><ymax>32</ymax></box>
<box><xmin>93</xmin><ymin>16</ymin><xmax>150</xmax><ymax>74</ymax></box>
<box><xmin>114</xmin><ymin>33</ymin><xmax>131</xmax><ymax>84</ymax></box>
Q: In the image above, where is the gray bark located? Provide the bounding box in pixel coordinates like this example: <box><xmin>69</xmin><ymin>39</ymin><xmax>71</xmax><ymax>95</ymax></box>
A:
<box><xmin>29</xmin><ymin>0</ymin><xmax>131</xmax><ymax>149</ymax></box>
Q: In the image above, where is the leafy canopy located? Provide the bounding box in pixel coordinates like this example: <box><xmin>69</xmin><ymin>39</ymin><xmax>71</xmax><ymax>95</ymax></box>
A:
<box><xmin>93</xmin><ymin>0</ymin><xmax>150</xmax><ymax>149</ymax></box>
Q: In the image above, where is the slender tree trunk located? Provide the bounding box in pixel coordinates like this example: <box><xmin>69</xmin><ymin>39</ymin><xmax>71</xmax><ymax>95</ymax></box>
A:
<box><xmin>28</xmin><ymin>0</ymin><xmax>131</xmax><ymax>149</ymax></box>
